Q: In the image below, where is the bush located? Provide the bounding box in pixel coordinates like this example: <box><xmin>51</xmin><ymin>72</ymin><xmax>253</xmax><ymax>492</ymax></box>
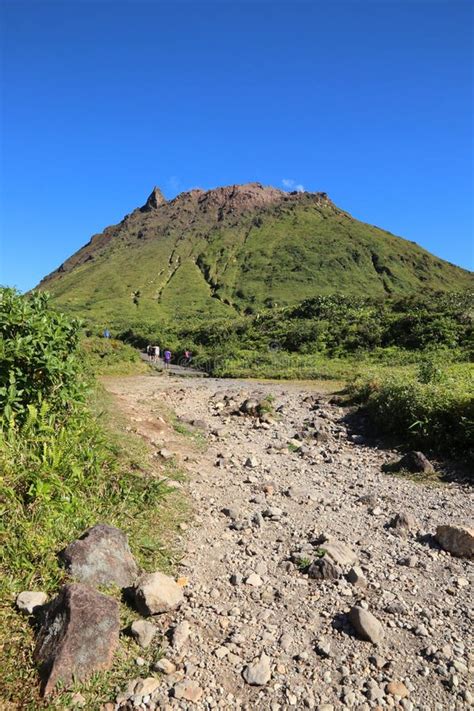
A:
<box><xmin>351</xmin><ymin>369</ymin><xmax>474</xmax><ymax>459</ymax></box>
<box><xmin>82</xmin><ymin>335</ymin><xmax>147</xmax><ymax>375</ymax></box>
<box><xmin>0</xmin><ymin>288</ymin><xmax>83</xmax><ymax>423</ymax></box>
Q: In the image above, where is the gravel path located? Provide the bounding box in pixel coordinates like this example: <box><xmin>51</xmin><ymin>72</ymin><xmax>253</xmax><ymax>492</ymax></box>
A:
<box><xmin>104</xmin><ymin>374</ymin><xmax>473</xmax><ymax>711</ymax></box>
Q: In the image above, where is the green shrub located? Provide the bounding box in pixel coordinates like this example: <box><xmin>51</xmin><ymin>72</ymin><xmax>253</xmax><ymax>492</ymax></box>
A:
<box><xmin>351</xmin><ymin>369</ymin><xmax>474</xmax><ymax>459</ymax></box>
<box><xmin>0</xmin><ymin>289</ymin><xmax>183</xmax><ymax>706</ymax></box>
<box><xmin>82</xmin><ymin>335</ymin><xmax>147</xmax><ymax>375</ymax></box>
<box><xmin>0</xmin><ymin>288</ymin><xmax>84</xmax><ymax>423</ymax></box>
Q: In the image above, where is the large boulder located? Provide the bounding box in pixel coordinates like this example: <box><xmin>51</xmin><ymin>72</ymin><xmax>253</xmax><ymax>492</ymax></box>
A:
<box><xmin>34</xmin><ymin>583</ymin><xmax>120</xmax><ymax>695</ymax></box>
<box><xmin>59</xmin><ymin>523</ymin><xmax>139</xmax><ymax>588</ymax></box>
<box><xmin>436</xmin><ymin>524</ymin><xmax>474</xmax><ymax>558</ymax></box>
<box><xmin>393</xmin><ymin>451</ymin><xmax>434</xmax><ymax>474</ymax></box>
<box><xmin>133</xmin><ymin>571</ymin><xmax>184</xmax><ymax>615</ymax></box>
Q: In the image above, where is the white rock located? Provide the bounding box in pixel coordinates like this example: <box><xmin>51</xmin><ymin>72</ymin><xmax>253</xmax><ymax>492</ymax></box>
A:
<box><xmin>16</xmin><ymin>591</ymin><xmax>47</xmax><ymax>614</ymax></box>
<box><xmin>245</xmin><ymin>573</ymin><xmax>263</xmax><ymax>587</ymax></box>
<box><xmin>243</xmin><ymin>652</ymin><xmax>272</xmax><ymax>685</ymax></box>
<box><xmin>134</xmin><ymin>571</ymin><xmax>184</xmax><ymax>615</ymax></box>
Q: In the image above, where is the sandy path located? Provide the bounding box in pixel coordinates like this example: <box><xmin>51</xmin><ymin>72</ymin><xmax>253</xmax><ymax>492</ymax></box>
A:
<box><xmin>104</xmin><ymin>374</ymin><xmax>473</xmax><ymax>711</ymax></box>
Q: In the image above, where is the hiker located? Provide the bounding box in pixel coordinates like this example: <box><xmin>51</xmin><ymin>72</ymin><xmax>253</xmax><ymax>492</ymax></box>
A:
<box><xmin>103</xmin><ymin>328</ymin><xmax>111</xmax><ymax>339</ymax></box>
<box><xmin>153</xmin><ymin>345</ymin><xmax>160</xmax><ymax>363</ymax></box>
<box><xmin>163</xmin><ymin>348</ymin><xmax>172</xmax><ymax>369</ymax></box>
<box><xmin>146</xmin><ymin>344</ymin><xmax>153</xmax><ymax>361</ymax></box>
<box><xmin>183</xmin><ymin>349</ymin><xmax>191</xmax><ymax>366</ymax></box>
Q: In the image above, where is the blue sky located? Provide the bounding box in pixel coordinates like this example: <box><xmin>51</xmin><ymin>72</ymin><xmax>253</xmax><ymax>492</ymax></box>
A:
<box><xmin>1</xmin><ymin>0</ymin><xmax>472</xmax><ymax>292</ymax></box>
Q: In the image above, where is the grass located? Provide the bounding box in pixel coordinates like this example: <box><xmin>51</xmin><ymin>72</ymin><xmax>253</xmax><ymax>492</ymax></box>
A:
<box><xmin>40</xmin><ymin>192</ymin><xmax>473</xmax><ymax>329</ymax></box>
<box><xmin>0</xmin><ymin>384</ymin><xmax>189</xmax><ymax>709</ymax></box>
<box><xmin>349</xmin><ymin>362</ymin><xmax>474</xmax><ymax>462</ymax></box>
<box><xmin>82</xmin><ymin>336</ymin><xmax>149</xmax><ymax>375</ymax></box>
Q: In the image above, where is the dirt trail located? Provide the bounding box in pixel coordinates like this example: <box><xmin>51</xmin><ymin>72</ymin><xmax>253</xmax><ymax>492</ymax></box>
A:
<box><xmin>104</xmin><ymin>374</ymin><xmax>473</xmax><ymax>711</ymax></box>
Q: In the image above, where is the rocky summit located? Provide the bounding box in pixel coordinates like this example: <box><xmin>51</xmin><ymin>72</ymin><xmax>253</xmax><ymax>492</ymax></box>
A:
<box><xmin>38</xmin><ymin>182</ymin><xmax>473</xmax><ymax>327</ymax></box>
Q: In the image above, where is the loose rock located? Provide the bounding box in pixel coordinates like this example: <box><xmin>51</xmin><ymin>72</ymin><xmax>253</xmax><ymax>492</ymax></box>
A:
<box><xmin>58</xmin><ymin>523</ymin><xmax>139</xmax><ymax>588</ymax></box>
<box><xmin>173</xmin><ymin>679</ymin><xmax>203</xmax><ymax>702</ymax></box>
<box><xmin>133</xmin><ymin>571</ymin><xmax>184</xmax><ymax>615</ymax></box>
<box><xmin>436</xmin><ymin>524</ymin><xmax>474</xmax><ymax>558</ymax></box>
<box><xmin>34</xmin><ymin>583</ymin><xmax>119</xmax><ymax>695</ymax></box>
<box><xmin>243</xmin><ymin>652</ymin><xmax>272</xmax><ymax>686</ymax></box>
<box><xmin>16</xmin><ymin>591</ymin><xmax>47</xmax><ymax>615</ymax></box>
<box><xmin>130</xmin><ymin>619</ymin><xmax>157</xmax><ymax>648</ymax></box>
<box><xmin>348</xmin><ymin>606</ymin><xmax>384</xmax><ymax>644</ymax></box>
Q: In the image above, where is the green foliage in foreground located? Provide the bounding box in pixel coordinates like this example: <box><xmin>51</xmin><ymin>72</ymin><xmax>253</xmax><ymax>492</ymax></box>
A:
<box><xmin>0</xmin><ymin>288</ymin><xmax>84</xmax><ymax>423</ymax></box>
<box><xmin>0</xmin><ymin>289</ymin><xmax>184</xmax><ymax>707</ymax></box>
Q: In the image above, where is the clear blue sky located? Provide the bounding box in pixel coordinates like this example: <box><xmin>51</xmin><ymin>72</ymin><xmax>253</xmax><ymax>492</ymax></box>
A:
<box><xmin>1</xmin><ymin>0</ymin><xmax>472</xmax><ymax>292</ymax></box>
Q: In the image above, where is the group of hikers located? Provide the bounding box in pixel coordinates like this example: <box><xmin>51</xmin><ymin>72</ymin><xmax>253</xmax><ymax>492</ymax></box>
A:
<box><xmin>146</xmin><ymin>344</ymin><xmax>192</xmax><ymax>369</ymax></box>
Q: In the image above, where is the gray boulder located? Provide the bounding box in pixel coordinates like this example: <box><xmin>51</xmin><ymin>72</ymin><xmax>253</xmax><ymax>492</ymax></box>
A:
<box><xmin>34</xmin><ymin>583</ymin><xmax>119</xmax><ymax>695</ymax></box>
<box><xmin>59</xmin><ymin>523</ymin><xmax>139</xmax><ymax>588</ymax></box>
<box><xmin>130</xmin><ymin>619</ymin><xmax>157</xmax><ymax>648</ymax></box>
<box><xmin>393</xmin><ymin>451</ymin><xmax>434</xmax><ymax>474</ymax></box>
<box><xmin>349</xmin><ymin>606</ymin><xmax>384</xmax><ymax>644</ymax></box>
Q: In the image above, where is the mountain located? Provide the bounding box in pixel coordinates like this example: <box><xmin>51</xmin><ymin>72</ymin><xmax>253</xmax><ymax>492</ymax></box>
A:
<box><xmin>39</xmin><ymin>183</ymin><xmax>473</xmax><ymax>327</ymax></box>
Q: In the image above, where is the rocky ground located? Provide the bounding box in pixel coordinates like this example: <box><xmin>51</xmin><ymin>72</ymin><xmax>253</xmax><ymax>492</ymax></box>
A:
<box><xmin>102</xmin><ymin>374</ymin><xmax>473</xmax><ymax>711</ymax></box>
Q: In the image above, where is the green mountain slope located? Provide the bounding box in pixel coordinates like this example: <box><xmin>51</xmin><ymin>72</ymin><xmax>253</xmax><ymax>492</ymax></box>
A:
<box><xmin>39</xmin><ymin>183</ymin><xmax>473</xmax><ymax>327</ymax></box>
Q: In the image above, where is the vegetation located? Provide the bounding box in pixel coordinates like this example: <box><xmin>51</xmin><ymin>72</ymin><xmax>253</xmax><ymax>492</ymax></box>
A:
<box><xmin>39</xmin><ymin>186</ymin><xmax>473</xmax><ymax>331</ymax></box>
<box><xmin>0</xmin><ymin>289</ymin><xmax>185</xmax><ymax>708</ymax></box>
<box><xmin>82</xmin><ymin>335</ymin><xmax>148</xmax><ymax>375</ymax></box>
<box><xmin>349</xmin><ymin>360</ymin><xmax>474</xmax><ymax>460</ymax></box>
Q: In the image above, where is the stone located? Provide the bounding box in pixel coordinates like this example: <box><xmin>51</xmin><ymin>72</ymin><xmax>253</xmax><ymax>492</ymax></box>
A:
<box><xmin>171</xmin><ymin>620</ymin><xmax>191</xmax><ymax>651</ymax></box>
<box><xmin>386</xmin><ymin>680</ymin><xmax>409</xmax><ymax>698</ymax></box>
<box><xmin>16</xmin><ymin>591</ymin><xmax>47</xmax><ymax>615</ymax></box>
<box><xmin>245</xmin><ymin>572</ymin><xmax>263</xmax><ymax>587</ymax></box>
<box><xmin>393</xmin><ymin>451</ymin><xmax>434</xmax><ymax>474</ymax></box>
<box><xmin>245</xmin><ymin>456</ymin><xmax>259</xmax><ymax>468</ymax></box>
<box><xmin>173</xmin><ymin>679</ymin><xmax>203</xmax><ymax>702</ymax></box>
<box><xmin>315</xmin><ymin>640</ymin><xmax>332</xmax><ymax>658</ymax></box>
<box><xmin>243</xmin><ymin>652</ymin><xmax>272</xmax><ymax>685</ymax></box>
<box><xmin>348</xmin><ymin>606</ymin><xmax>384</xmax><ymax>644</ymax></box>
<box><xmin>347</xmin><ymin>566</ymin><xmax>367</xmax><ymax>588</ymax></box>
<box><xmin>158</xmin><ymin>448</ymin><xmax>174</xmax><ymax>460</ymax></box>
<box><xmin>130</xmin><ymin>619</ymin><xmax>157</xmax><ymax>648</ymax></box>
<box><xmin>134</xmin><ymin>677</ymin><xmax>161</xmax><ymax>696</ymax></box>
<box><xmin>436</xmin><ymin>524</ymin><xmax>474</xmax><ymax>558</ymax></box>
<box><xmin>34</xmin><ymin>583</ymin><xmax>119</xmax><ymax>695</ymax></box>
<box><xmin>58</xmin><ymin>523</ymin><xmax>139</xmax><ymax>588</ymax></box>
<box><xmin>389</xmin><ymin>512</ymin><xmax>419</xmax><ymax>535</ymax></box>
<box><xmin>320</xmin><ymin>540</ymin><xmax>358</xmax><ymax>567</ymax></box>
<box><xmin>153</xmin><ymin>658</ymin><xmax>176</xmax><ymax>674</ymax></box>
<box><xmin>133</xmin><ymin>571</ymin><xmax>184</xmax><ymax>615</ymax></box>
<box><xmin>240</xmin><ymin>399</ymin><xmax>260</xmax><ymax>416</ymax></box>
<box><xmin>308</xmin><ymin>557</ymin><xmax>341</xmax><ymax>581</ymax></box>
